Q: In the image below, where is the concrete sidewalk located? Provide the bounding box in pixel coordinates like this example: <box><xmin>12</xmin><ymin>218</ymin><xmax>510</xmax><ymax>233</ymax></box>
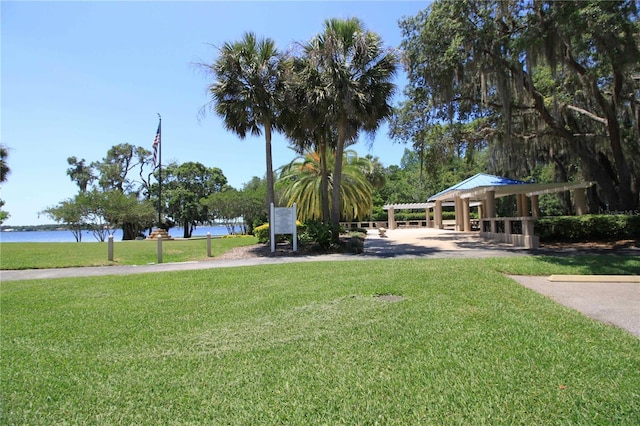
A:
<box><xmin>0</xmin><ymin>253</ymin><xmax>355</xmax><ymax>282</ymax></box>
<box><xmin>511</xmin><ymin>275</ymin><xmax>640</xmax><ymax>338</ymax></box>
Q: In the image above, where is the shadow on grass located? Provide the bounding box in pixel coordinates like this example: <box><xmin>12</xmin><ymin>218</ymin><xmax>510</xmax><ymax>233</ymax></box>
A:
<box><xmin>529</xmin><ymin>252</ymin><xmax>640</xmax><ymax>275</ymax></box>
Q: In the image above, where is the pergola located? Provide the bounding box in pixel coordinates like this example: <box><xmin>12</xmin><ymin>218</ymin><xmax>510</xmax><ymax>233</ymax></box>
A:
<box><xmin>383</xmin><ymin>173</ymin><xmax>594</xmax><ymax>232</ymax></box>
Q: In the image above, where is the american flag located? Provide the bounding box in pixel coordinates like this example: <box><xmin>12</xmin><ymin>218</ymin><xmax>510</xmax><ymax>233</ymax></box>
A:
<box><xmin>152</xmin><ymin>122</ymin><xmax>160</xmax><ymax>167</ymax></box>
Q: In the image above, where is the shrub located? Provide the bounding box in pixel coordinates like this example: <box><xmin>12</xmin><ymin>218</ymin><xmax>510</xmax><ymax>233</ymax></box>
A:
<box><xmin>252</xmin><ymin>222</ymin><xmax>305</xmax><ymax>244</ymax></box>
<box><xmin>253</xmin><ymin>223</ymin><xmax>270</xmax><ymax>243</ymax></box>
<box><xmin>535</xmin><ymin>214</ymin><xmax>640</xmax><ymax>242</ymax></box>
<box><xmin>299</xmin><ymin>221</ymin><xmax>336</xmax><ymax>251</ymax></box>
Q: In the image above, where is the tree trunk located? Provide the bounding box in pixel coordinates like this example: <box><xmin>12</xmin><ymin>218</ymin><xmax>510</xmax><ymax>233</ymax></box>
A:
<box><xmin>330</xmin><ymin>125</ymin><xmax>346</xmax><ymax>241</ymax></box>
<box><xmin>183</xmin><ymin>219</ymin><xmax>190</xmax><ymax>238</ymax></box>
<box><xmin>563</xmin><ymin>53</ymin><xmax>638</xmax><ymax>210</ymax></box>
<box><xmin>569</xmin><ymin>138</ymin><xmax>624</xmax><ymax>212</ymax></box>
<box><xmin>514</xmin><ymin>61</ymin><xmax>638</xmax><ymax>211</ymax></box>
<box><xmin>264</xmin><ymin>123</ymin><xmax>275</xmax><ymax>244</ymax></box>
<box><xmin>122</xmin><ymin>222</ymin><xmax>136</xmax><ymax>240</ymax></box>
<box><xmin>319</xmin><ymin>136</ymin><xmax>331</xmax><ymax>223</ymax></box>
<box><xmin>552</xmin><ymin>156</ymin><xmax>573</xmax><ymax>215</ymax></box>
<box><xmin>597</xmin><ymin>94</ymin><xmax>637</xmax><ymax>210</ymax></box>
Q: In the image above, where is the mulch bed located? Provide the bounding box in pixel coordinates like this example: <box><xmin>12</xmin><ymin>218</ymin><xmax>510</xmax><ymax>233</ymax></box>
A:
<box><xmin>539</xmin><ymin>239</ymin><xmax>639</xmax><ymax>250</ymax></box>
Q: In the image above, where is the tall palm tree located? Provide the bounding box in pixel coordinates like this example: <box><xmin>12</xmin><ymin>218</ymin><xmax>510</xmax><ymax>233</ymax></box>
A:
<box><xmin>66</xmin><ymin>156</ymin><xmax>95</xmax><ymax>193</ymax></box>
<box><xmin>363</xmin><ymin>154</ymin><xmax>386</xmax><ymax>190</ymax></box>
<box><xmin>0</xmin><ymin>144</ymin><xmax>10</xmax><ymax>224</ymax></box>
<box><xmin>304</xmin><ymin>18</ymin><xmax>398</xmax><ymax>237</ymax></box>
<box><xmin>280</xmin><ymin>54</ymin><xmax>334</xmax><ymax>223</ymax></box>
<box><xmin>279</xmin><ymin>150</ymin><xmax>374</xmax><ymax>222</ymax></box>
<box><xmin>0</xmin><ymin>144</ymin><xmax>10</xmax><ymax>183</ymax></box>
<box><xmin>205</xmin><ymin>32</ymin><xmax>287</xmax><ymax>216</ymax></box>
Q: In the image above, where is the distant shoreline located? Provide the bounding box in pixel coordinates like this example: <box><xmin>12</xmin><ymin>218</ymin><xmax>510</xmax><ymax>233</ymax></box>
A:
<box><xmin>0</xmin><ymin>225</ymin><xmax>241</xmax><ymax>243</ymax></box>
<box><xmin>1</xmin><ymin>225</ymin><xmax>69</xmax><ymax>232</ymax></box>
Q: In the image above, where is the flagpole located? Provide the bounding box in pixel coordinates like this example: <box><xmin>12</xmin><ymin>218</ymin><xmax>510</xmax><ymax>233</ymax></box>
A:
<box><xmin>157</xmin><ymin>113</ymin><xmax>162</xmax><ymax>226</ymax></box>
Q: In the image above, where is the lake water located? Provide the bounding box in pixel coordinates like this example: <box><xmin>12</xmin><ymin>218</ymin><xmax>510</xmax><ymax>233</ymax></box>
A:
<box><xmin>0</xmin><ymin>225</ymin><xmax>239</xmax><ymax>243</ymax></box>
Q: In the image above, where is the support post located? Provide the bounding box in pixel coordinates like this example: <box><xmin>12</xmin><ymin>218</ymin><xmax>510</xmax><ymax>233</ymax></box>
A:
<box><xmin>486</xmin><ymin>190</ymin><xmax>496</xmax><ymax>218</ymax></box>
<box><xmin>388</xmin><ymin>207</ymin><xmax>396</xmax><ymax>230</ymax></box>
<box><xmin>574</xmin><ymin>188</ymin><xmax>587</xmax><ymax>215</ymax></box>
<box><xmin>207</xmin><ymin>232</ymin><xmax>212</xmax><ymax>257</ymax></box>
<box><xmin>462</xmin><ymin>198</ymin><xmax>471</xmax><ymax>232</ymax></box>
<box><xmin>435</xmin><ymin>200</ymin><xmax>443</xmax><ymax>229</ymax></box>
<box><xmin>516</xmin><ymin>194</ymin><xmax>524</xmax><ymax>217</ymax></box>
<box><xmin>292</xmin><ymin>202</ymin><xmax>298</xmax><ymax>252</ymax></box>
<box><xmin>521</xmin><ymin>195</ymin><xmax>530</xmax><ymax>217</ymax></box>
<box><xmin>157</xmin><ymin>236</ymin><xmax>163</xmax><ymax>264</ymax></box>
<box><xmin>531</xmin><ymin>195</ymin><xmax>540</xmax><ymax>217</ymax></box>
<box><xmin>108</xmin><ymin>234</ymin><xmax>114</xmax><ymax>261</ymax></box>
<box><xmin>522</xmin><ymin>217</ymin><xmax>538</xmax><ymax>249</ymax></box>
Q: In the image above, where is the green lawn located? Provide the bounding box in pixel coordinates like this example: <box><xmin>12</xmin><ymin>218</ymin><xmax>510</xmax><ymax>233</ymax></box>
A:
<box><xmin>1</xmin><ymin>257</ymin><xmax>638</xmax><ymax>424</ymax></box>
<box><xmin>0</xmin><ymin>236</ymin><xmax>258</xmax><ymax>269</ymax></box>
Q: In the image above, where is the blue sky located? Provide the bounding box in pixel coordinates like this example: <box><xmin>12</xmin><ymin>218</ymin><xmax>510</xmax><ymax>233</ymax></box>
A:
<box><xmin>1</xmin><ymin>1</ymin><xmax>427</xmax><ymax>226</ymax></box>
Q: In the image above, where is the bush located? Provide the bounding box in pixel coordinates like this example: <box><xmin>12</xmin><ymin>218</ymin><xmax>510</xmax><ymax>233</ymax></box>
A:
<box><xmin>535</xmin><ymin>214</ymin><xmax>640</xmax><ymax>242</ymax></box>
<box><xmin>253</xmin><ymin>223</ymin><xmax>270</xmax><ymax>243</ymax></box>
<box><xmin>299</xmin><ymin>221</ymin><xmax>336</xmax><ymax>251</ymax></box>
<box><xmin>252</xmin><ymin>222</ymin><xmax>305</xmax><ymax>244</ymax></box>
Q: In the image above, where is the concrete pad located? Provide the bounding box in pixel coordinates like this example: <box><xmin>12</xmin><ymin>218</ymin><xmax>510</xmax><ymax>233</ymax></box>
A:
<box><xmin>511</xmin><ymin>275</ymin><xmax>640</xmax><ymax>338</ymax></box>
<box><xmin>549</xmin><ymin>275</ymin><xmax>640</xmax><ymax>283</ymax></box>
<box><xmin>363</xmin><ymin>227</ymin><xmax>527</xmax><ymax>258</ymax></box>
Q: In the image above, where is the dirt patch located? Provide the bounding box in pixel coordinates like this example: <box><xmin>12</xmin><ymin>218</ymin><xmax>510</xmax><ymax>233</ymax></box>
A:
<box><xmin>213</xmin><ymin>242</ymin><xmax>317</xmax><ymax>260</ymax></box>
<box><xmin>215</xmin><ymin>234</ymin><xmax>365</xmax><ymax>260</ymax></box>
<box><xmin>540</xmin><ymin>239</ymin><xmax>638</xmax><ymax>250</ymax></box>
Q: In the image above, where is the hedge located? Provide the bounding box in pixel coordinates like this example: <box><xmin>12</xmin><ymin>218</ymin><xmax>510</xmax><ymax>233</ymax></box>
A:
<box><xmin>534</xmin><ymin>214</ymin><xmax>640</xmax><ymax>242</ymax></box>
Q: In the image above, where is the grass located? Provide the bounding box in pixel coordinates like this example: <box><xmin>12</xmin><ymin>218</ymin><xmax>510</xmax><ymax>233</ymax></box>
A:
<box><xmin>1</xmin><ymin>257</ymin><xmax>639</xmax><ymax>424</ymax></box>
<box><xmin>478</xmin><ymin>254</ymin><xmax>640</xmax><ymax>276</ymax></box>
<box><xmin>0</xmin><ymin>236</ymin><xmax>258</xmax><ymax>269</ymax></box>
<box><xmin>1</xmin><ymin>236</ymin><xmax>639</xmax><ymax>275</ymax></box>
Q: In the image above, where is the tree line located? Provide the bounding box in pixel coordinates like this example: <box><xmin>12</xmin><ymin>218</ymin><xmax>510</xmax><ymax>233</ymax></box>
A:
<box><xmin>393</xmin><ymin>0</ymin><xmax>639</xmax><ymax>213</ymax></box>
<box><xmin>41</xmin><ymin>144</ymin><xmax>269</xmax><ymax>241</ymax></box>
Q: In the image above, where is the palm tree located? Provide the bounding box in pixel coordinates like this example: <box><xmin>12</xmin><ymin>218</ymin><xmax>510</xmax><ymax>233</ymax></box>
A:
<box><xmin>280</xmin><ymin>54</ymin><xmax>334</xmax><ymax>223</ymax></box>
<box><xmin>0</xmin><ymin>144</ymin><xmax>9</xmax><ymax>183</ymax></box>
<box><xmin>66</xmin><ymin>156</ymin><xmax>95</xmax><ymax>193</ymax></box>
<box><xmin>279</xmin><ymin>150</ymin><xmax>374</xmax><ymax>223</ymax></box>
<box><xmin>304</xmin><ymin>18</ymin><xmax>398</xmax><ymax>238</ymax></box>
<box><xmin>363</xmin><ymin>154</ymin><xmax>386</xmax><ymax>190</ymax></box>
<box><xmin>0</xmin><ymin>144</ymin><xmax>10</xmax><ymax>224</ymax></box>
<box><xmin>204</xmin><ymin>32</ymin><xmax>287</xmax><ymax>217</ymax></box>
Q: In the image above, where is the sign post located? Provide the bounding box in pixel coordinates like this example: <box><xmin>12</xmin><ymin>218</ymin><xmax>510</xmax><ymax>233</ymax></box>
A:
<box><xmin>270</xmin><ymin>203</ymin><xmax>297</xmax><ymax>253</ymax></box>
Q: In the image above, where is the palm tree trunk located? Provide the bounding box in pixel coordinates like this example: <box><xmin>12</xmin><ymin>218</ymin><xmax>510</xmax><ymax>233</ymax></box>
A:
<box><xmin>319</xmin><ymin>136</ymin><xmax>330</xmax><ymax>223</ymax></box>
<box><xmin>264</xmin><ymin>123</ymin><xmax>276</xmax><ymax>245</ymax></box>
<box><xmin>265</xmin><ymin>124</ymin><xmax>275</xmax><ymax>208</ymax></box>
<box><xmin>330</xmin><ymin>125</ymin><xmax>346</xmax><ymax>240</ymax></box>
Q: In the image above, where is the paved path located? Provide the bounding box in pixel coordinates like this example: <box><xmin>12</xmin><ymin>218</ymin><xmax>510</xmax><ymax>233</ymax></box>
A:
<box><xmin>0</xmin><ymin>228</ymin><xmax>529</xmax><ymax>282</ymax></box>
<box><xmin>511</xmin><ymin>275</ymin><xmax>640</xmax><ymax>338</ymax></box>
<box><xmin>2</xmin><ymin>228</ymin><xmax>638</xmax><ymax>337</ymax></box>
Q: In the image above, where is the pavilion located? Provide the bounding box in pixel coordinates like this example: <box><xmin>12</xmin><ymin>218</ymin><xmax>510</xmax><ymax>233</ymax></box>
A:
<box><xmin>383</xmin><ymin>173</ymin><xmax>594</xmax><ymax>248</ymax></box>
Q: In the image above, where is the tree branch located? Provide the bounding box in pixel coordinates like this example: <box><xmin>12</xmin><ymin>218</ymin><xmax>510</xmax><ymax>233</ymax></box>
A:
<box><xmin>564</xmin><ymin>104</ymin><xmax>608</xmax><ymax>125</ymax></box>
